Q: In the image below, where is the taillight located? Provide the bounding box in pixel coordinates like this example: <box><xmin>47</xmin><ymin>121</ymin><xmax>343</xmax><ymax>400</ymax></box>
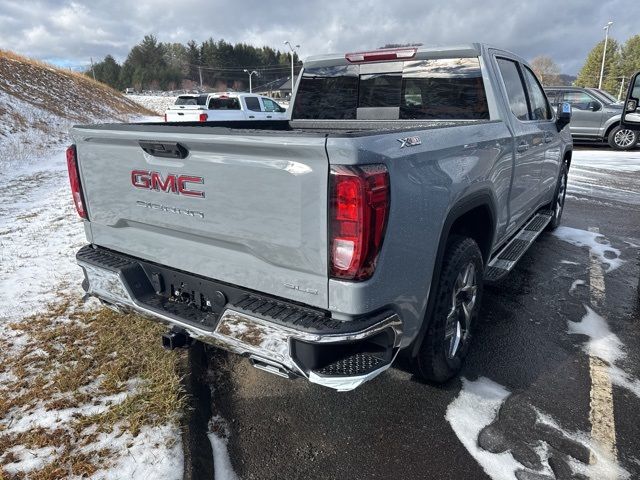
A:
<box><xmin>330</xmin><ymin>165</ymin><xmax>390</xmax><ymax>281</ymax></box>
<box><xmin>199</xmin><ymin>113</ymin><xmax>208</xmax><ymax>122</ymax></box>
<box><xmin>66</xmin><ymin>145</ymin><xmax>87</xmax><ymax>219</ymax></box>
<box><xmin>345</xmin><ymin>48</ymin><xmax>417</xmax><ymax>63</ymax></box>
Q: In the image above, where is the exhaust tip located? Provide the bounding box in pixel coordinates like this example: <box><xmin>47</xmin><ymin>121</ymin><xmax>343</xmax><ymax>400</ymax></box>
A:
<box><xmin>162</xmin><ymin>330</ymin><xmax>192</xmax><ymax>350</ymax></box>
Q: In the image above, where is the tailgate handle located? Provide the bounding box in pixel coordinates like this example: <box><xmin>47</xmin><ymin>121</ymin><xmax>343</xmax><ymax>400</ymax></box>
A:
<box><xmin>139</xmin><ymin>141</ymin><xmax>189</xmax><ymax>159</ymax></box>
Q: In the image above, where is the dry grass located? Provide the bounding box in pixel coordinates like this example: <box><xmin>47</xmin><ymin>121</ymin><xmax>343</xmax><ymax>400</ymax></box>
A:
<box><xmin>0</xmin><ymin>49</ymin><xmax>155</xmax><ymax>124</ymax></box>
<box><xmin>0</xmin><ymin>295</ymin><xmax>186</xmax><ymax>479</ymax></box>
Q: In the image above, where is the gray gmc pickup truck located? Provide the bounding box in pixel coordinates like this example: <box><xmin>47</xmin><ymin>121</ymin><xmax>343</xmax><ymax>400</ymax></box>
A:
<box><xmin>68</xmin><ymin>44</ymin><xmax>573</xmax><ymax>391</ymax></box>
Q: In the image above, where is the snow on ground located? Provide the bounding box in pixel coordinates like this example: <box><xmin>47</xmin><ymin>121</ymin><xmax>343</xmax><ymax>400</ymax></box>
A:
<box><xmin>445</xmin><ymin>378</ymin><xmax>521</xmax><ymax>480</ymax></box>
<box><xmin>568</xmin><ymin>306</ymin><xmax>640</xmax><ymax>398</ymax></box>
<box><xmin>447</xmin><ymin>377</ymin><xmax>630</xmax><ymax>480</ymax></box>
<box><xmin>83</xmin><ymin>424</ymin><xmax>184</xmax><ymax>480</ymax></box>
<box><xmin>568</xmin><ymin>149</ymin><xmax>640</xmax><ymax>205</ymax></box>
<box><xmin>552</xmin><ymin>226</ymin><xmax>624</xmax><ymax>272</ymax></box>
<box><xmin>0</xmin><ymin>146</ymin><xmax>183</xmax><ymax>479</ymax></box>
<box><xmin>0</xmin><ymin>150</ymin><xmax>183</xmax><ymax>479</ymax></box>
<box><xmin>208</xmin><ymin>416</ymin><xmax>239</xmax><ymax>480</ymax></box>
<box><xmin>128</xmin><ymin>94</ymin><xmax>177</xmax><ymax>115</ymax></box>
<box><xmin>0</xmin><ymin>150</ymin><xmax>86</xmax><ymax>321</ymax></box>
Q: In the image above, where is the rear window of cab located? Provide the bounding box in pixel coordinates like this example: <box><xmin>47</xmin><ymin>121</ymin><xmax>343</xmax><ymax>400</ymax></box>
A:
<box><xmin>293</xmin><ymin>57</ymin><xmax>489</xmax><ymax>121</ymax></box>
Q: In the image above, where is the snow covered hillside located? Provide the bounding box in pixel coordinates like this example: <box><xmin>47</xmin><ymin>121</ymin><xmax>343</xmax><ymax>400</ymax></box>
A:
<box><xmin>0</xmin><ymin>49</ymin><xmax>152</xmax><ymax>167</ymax></box>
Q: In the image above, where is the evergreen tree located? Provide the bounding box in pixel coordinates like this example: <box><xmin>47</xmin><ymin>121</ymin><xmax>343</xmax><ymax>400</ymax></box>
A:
<box><xmin>575</xmin><ymin>39</ymin><xmax>620</xmax><ymax>94</ymax></box>
<box><xmin>90</xmin><ymin>55</ymin><xmax>121</xmax><ymax>89</ymax></box>
<box><xmin>619</xmin><ymin>35</ymin><xmax>640</xmax><ymax>87</ymax></box>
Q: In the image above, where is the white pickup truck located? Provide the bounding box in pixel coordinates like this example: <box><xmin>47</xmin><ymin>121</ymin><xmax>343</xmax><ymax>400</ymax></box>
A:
<box><xmin>164</xmin><ymin>92</ymin><xmax>288</xmax><ymax>122</ymax></box>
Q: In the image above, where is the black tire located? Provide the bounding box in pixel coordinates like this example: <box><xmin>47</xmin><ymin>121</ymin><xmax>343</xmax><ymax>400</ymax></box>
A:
<box><xmin>413</xmin><ymin>236</ymin><xmax>484</xmax><ymax>383</ymax></box>
<box><xmin>547</xmin><ymin>161</ymin><xmax>568</xmax><ymax>231</ymax></box>
<box><xmin>607</xmin><ymin>125</ymin><xmax>638</xmax><ymax>151</ymax></box>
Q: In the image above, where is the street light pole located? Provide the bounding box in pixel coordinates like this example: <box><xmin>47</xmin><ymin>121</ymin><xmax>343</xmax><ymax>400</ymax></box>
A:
<box><xmin>284</xmin><ymin>41</ymin><xmax>300</xmax><ymax>96</ymax></box>
<box><xmin>243</xmin><ymin>69</ymin><xmax>258</xmax><ymax>93</ymax></box>
<box><xmin>598</xmin><ymin>21</ymin><xmax>613</xmax><ymax>90</ymax></box>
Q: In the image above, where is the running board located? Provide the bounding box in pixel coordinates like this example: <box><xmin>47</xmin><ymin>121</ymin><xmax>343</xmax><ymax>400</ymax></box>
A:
<box><xmin>485</xmin><ymin>210</ymin><xmax>553</xmax><ymax>283</ymax></box>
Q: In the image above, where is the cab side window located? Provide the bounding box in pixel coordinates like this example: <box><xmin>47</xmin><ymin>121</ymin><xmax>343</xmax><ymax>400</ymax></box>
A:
<box><xmin>522</xmin><ymin>67</ymin><xmax>552</xmax><ymax>120</ymax></box>
<box><xmin>562</xmin><ymin>91</ymin><xmax>599</xmax><ymax>111</ymax></box>
<box><xmin>262</xmin><ymin>98</ymin><xmax>282</xmax><ymax>112</ymax></box>
<box><xmin>496</xmin><ymin>58</ymin><xmax>529</xmax><ymax>121</ymax></box>
<box><xmin>244</xmin><ymin>97</ymin><xmax>262</xmax><ymax>112</ymax></box>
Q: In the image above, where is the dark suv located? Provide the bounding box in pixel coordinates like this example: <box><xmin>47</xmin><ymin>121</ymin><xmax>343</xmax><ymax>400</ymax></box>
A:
<box><xmin>545</xmin><ymin>86</ymin><xmax>638</xmax><ymax>150</ymax></box>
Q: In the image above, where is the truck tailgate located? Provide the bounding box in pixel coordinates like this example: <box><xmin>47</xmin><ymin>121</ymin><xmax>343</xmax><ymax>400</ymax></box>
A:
<box><xmin>72</xmin><ymin>127</ymin><xmax>329</xmax><ymax>308</ymax></box>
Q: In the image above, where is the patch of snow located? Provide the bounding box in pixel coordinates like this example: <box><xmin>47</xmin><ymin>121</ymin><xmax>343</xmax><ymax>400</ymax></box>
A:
<box><xmin>86</xmin><ymin>424</ymin><xmax>184</xmax><ymax>480</ymax></box>
<box><xmin>535</xmin><ymin>411</ymin><xmax>630</xmax><ymax>479</ymax></box>
<box><xmin>569</xmin><ymin>279</ymin><xmax>585</xmax><ymax>293</ymax></box>
<box><xmin>2</xmin><ymin>446</ymin><xmax>59</xmax><ymax>475</ymax></box>
<box><xmin>568</xmin><ymin>305</ymin><xmax>625</xmax><ymax>364</ymax></box>
<box><xmin>568</xmin><ymin>305</ymin><xmax>640</xmax><ymax>398</ymax></box>
<box><xmin>568</xmin><ymin>149</ymin><xmax>640</xmax><ymax>205</ymax></box>
<box><xmin>448</xmin><ymin>377</ymin><xmax>631</xmax><ymax>480</ymax></box>
<box><xmin>571</xmin><ymin>150</ymin><xmax>640</xmax><ymax>172</ymax></box>
<box><xmin>208</xmin><ymin>415</ymin><xmax>238</xmax><ymax>480</ymax></box>
<box><xmin>552</xmin><ymin>226</ymin><xmax>624</xmax><ymax>272</ymax></box>
<box><xmin>446</xmin><ymin>377</ymin><xmax>522</xmax><ymax>480</ymax></box>
<box><xmin>0</xmin><ymin>150</ymin><xmax>87</xmax><ymax>322</ymax></box>
<box><xmin>560</xmin><ymin>259</ymin><xmax>580</xmax><ymax>265</ymax></box>
<box><xmin>4</xmin><ymin>389</ymin><xmax>131</xmax><ymax>434</ymax></box>
<box><xmin>128</xmin><ymin>95</ymin><xmax>177</xmax><ymax>115</ymax></box>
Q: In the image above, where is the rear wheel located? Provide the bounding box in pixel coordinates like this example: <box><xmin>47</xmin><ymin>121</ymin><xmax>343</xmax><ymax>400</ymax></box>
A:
<box><xmin>547</xmin><ymin>161</ymin><xmax>568</xmax><ymax>231</ymax></box>
<box><xmin>413</xmin><ymin>236</ymin><xmax>484</xmax><ymax>383</ymax></box>
<box><xmin>607</xmin><ymin>125</ymin><xmax>638</xmax><ymax>150</ymax></box>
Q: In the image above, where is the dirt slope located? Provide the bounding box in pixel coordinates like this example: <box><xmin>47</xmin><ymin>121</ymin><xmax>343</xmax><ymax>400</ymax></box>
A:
<box><xmin>0</xmin><ymin>49</ymin><xmax>153</xmax><ymax>157</ymax></box>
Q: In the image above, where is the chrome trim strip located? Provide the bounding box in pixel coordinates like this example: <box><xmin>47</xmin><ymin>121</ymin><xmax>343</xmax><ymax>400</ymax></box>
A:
<box><xmin>79</xmin><ymin>261</ymin><xmax>402</xmax><ymax>391</ymax></box>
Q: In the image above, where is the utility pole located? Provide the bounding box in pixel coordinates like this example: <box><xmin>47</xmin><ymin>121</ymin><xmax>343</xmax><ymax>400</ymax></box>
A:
<box><xmin>198</xmin><ymin>66</ymin><xmax>203</xmax><ymax>88</ymax></box>
<box><xmin>598</xmin><ymin>21</ymin><xmax>613</xmax><ymax>90</ymax></box>
<box><xmin>284</xmin><ymin>41</ymin><xmax>300</xmax><ymax>97</ymax></box>
<box><xmin>90</xmin><ymin>57</ymin><xmax>96</xmax><ymax>80</ymax></box>
<box><xmin>618</xmin><ymin>76</ymin><xmax>626</xmax><ymax>101</ymax></box>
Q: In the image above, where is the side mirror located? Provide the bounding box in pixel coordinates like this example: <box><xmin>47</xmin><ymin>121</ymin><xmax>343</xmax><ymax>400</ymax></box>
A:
<box><xmin>589</xmin><ymin>101</ymin><xmax>601</xmax><ymax>112</ymax></box>
<box><xmin>621</xmin><ymin>71</ymin><xmax>640</xmax><ymax>131</ymax></box>
<box><xmin>556</xmin><ymin>102</ymin><xmax>571</xmax><ymax>132</ymax></box>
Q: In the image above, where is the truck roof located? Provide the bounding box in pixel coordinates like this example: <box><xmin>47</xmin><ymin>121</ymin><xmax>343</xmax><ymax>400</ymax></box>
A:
<box><xmin>303</xmin><ymin>43</ymin><xmax>525</xmax><ymax>68</ymax></box>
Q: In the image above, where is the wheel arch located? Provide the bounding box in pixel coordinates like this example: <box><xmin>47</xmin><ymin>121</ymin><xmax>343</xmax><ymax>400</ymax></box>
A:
<box><xmin>409</xmin><ymin>191</ymin><xmax>497</xmax><ymax>358</ymax></box>
<box><xmin>604</xmin><ymin>120</ymin><xmax>620</xmax><ymax>140</ymax></box>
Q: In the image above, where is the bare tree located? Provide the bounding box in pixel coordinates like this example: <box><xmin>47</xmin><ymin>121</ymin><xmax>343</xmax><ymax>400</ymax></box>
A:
<box><xmin>530</xmin><ymin>56</ymin><xmax>561</xmax><ymax>86</ymax></box>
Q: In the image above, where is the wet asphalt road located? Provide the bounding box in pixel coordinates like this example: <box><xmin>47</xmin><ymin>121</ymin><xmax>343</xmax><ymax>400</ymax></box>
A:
<box><xmin>208</xmin><ymin>147</ymin><xmax>640</xmax><ymax>480</ymax></box>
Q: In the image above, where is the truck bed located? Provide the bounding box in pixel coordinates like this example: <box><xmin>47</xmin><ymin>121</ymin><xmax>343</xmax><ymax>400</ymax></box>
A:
<box><xmin>75</xmin><ymin>119</ymin><xmax>495</xmax><ymax>136</ymax></box>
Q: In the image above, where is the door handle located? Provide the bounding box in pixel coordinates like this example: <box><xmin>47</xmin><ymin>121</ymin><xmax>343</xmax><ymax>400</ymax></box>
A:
<box><xmin>248</xmin><ymin>115</ymin><xmax>255</xmax><ymax>119</ymax></box>
<box><xmin>266</xmin><ymin>115</ymin><xmax>272</xmax><ymax>119</ymax></box>
<box><xmin>516</xmin><ymin>142</ymin><xmax>529</xmax><ymax>153</ymax></box>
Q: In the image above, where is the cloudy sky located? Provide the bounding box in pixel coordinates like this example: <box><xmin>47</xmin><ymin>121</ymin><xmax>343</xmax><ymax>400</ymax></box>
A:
<box><xmin>0</xmin><ymin>0</ymin><xmax>638</xmax><ymax>74</ymax></box>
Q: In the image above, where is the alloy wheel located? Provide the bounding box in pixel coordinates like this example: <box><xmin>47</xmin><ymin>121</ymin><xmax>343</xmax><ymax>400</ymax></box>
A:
<box><xmin>614</xmin><ymin>129</ymin><xmax>636</xmax><ymax>148</ymax></box>
<box><xmin>444</xmin><ymin>262</ymin><xmax>478</xmax><ymax>359</ymax></box>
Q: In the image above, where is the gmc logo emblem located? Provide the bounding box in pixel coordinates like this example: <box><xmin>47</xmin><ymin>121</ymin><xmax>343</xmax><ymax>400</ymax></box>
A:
<box><xmin>131</xmin><ymin>170</ymin><xmax>205</xmax><ymax>198</ymax></box>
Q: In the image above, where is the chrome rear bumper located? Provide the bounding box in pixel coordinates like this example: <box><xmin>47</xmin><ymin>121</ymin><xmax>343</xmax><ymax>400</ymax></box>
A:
<box><xmin>79</xmin><ymin>255</ymin><xmax>402</xmax><ymax>392</ymax></box>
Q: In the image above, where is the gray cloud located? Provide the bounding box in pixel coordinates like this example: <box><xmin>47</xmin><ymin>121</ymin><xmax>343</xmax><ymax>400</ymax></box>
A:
<box><xmin>0</xmin><ymin>0</ymin><xmax>638</xmax><ymax>74</ymax></box>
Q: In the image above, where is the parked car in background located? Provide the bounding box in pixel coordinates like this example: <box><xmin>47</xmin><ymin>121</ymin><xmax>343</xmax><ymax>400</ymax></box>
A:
<box><xmin>164</xmin><ymin>92</ymin><xmax>288</xmax><ymax>122</ymax></box>
<box><xmin>544</xmin><ymin>86</ymin><xmax>638</xmax><ymax>150</ymax></box>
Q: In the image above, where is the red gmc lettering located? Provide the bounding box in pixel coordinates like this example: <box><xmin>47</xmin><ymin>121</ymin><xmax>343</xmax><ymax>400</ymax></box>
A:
<box><xmin>177</xmin><ymin>176</ymin><xmax>205</xmax><ymax>198</ymax></box>
<box><xmin>131</xmin><ymin>170</ymin><xmax>204</xmax><ymax>198</ymax></box>
<box><xmin>151</xmin><ymin>172</ymin><xmax>177</xmax><ymax>193</ymax></box>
